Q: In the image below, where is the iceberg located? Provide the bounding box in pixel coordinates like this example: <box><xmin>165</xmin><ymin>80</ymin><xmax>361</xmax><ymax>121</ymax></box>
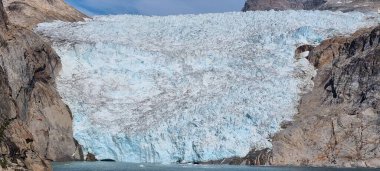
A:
<box><xmin>36</xmin><ymin>10</ymin><xmax>379</xmax><ymax>163</ymax></box>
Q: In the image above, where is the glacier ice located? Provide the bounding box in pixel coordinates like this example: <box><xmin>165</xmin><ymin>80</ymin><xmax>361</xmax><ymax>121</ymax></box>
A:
<box><xmin>36</xmin><ymin>11</ymin><xmax>379</xmax><ymax>163</ymax></box>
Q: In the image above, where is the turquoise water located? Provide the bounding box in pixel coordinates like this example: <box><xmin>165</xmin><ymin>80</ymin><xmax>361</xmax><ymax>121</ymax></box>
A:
<box><xmin>53</xmin><ymin>162</ymin><xmax>380</xmax><ymax>171</ymax></box>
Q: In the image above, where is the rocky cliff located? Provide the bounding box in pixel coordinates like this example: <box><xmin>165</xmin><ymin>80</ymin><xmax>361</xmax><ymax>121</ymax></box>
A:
<box><xmin>242</xmin><ymin>0</ymin><xmax>380</xmax><ymax>12</ymax></box>
<box><xmin>0</xmin><ymin>0</ymin><xmax>84</xmax><ymax>170</ymax></box>
<box><xmin>272</xmin><ymin>26</ymin><xmax>380</xmax><ymax>168</ymax></box>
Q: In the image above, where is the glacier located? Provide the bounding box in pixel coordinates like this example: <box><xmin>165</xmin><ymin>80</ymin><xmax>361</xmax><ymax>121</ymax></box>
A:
<box><xmin>36</xmin><ymin>11</ymin><xmax>380</xmax><ymax>163</ymax></box>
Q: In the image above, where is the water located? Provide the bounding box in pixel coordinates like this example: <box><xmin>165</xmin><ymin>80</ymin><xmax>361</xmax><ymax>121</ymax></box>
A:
<box><xmin>53</xmin><ymin>162</ymin><xmax>380</xmax><ymax>171</ymax></box>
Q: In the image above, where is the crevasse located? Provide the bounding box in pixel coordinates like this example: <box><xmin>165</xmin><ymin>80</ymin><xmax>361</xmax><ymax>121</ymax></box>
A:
<box><xmin>36</xmin><ymin>11</ymin><xmax>379</xmax><ymax>163</ymax></box>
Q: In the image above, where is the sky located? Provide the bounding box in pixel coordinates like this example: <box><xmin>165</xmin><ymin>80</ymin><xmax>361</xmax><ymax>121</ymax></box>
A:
<box><xmin>65</xmin><ymin>0</ymin><xmax>246</xmax><ymax>16</ymax></box>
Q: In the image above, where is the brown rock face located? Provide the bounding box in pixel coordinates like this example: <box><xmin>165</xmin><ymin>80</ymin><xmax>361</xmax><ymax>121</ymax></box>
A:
<box><xmin>3</xmin><ymin>0</ymin><xmax>86</xmax><ymax>28</ymax></box>
<box><xmin>242</xmin><ymin>0</ymin><xmax>380</xmax><ymax>12</ymax></box>
<box><xmin>0</xmin><ymin>0</ymin><xmax>84</xmax><ymax>170</ymax></box>
<box><xmin>272</xmin><ymin>26</ymin><xmax>380</xmax><ymax>167</ymax></box>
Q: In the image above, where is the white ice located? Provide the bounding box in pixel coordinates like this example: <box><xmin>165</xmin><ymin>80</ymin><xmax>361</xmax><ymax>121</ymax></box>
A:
<box><xmin>36</xmin><ymin>10</ymin><xmax>379</xmax><ymax>163</ymax></box>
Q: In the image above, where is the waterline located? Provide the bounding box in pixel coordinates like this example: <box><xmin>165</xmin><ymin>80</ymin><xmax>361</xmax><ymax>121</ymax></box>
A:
<box><xmin>53</xmin><ymin>162</ymin><xmax>379</xmax><ymax>171</ymax></box>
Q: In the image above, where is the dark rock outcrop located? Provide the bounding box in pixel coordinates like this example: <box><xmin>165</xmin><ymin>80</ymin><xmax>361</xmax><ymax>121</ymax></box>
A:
<box><xmin>0</xmin><ymin>0</ymin><xmax>84</xmax><ymax>170</ymax></box>
<box><xmin>242</xmin><ymin>0</ymin><xmax>380</xmax><ymax>13</ymax></box>
<box><xmin>85</xmin><ymin>153</ymin><xmax>98</xmax><ymax>161</ymax></box>
<box><xmin>202</xmin><ymin>148</ymin><xmax>273</xmax><ymax>165</ymax></box>
<box><xmin>273</xmin><ymin>26</ymin><xmax>380</xmax><ymax>167</ymax></box>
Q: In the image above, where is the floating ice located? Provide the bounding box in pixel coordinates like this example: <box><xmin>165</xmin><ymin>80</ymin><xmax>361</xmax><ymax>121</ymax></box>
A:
<box><xmin>36</xmin><ymin>10</ymin><xmax>379</xmax><ymax>163</ymax></box>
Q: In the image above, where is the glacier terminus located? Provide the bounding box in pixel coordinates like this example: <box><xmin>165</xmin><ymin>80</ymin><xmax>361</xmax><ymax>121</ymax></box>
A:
<box><xmin>36</xmin><ymin>10</ymin><xmax>380</xmax><ymax>163</ymax></box>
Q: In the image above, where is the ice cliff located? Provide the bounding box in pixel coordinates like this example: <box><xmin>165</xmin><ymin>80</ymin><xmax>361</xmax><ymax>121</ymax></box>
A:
<box><xmin>36</xmin><ymin>11</ymin><xmax>380</xmax><ymax>163</ymax></box>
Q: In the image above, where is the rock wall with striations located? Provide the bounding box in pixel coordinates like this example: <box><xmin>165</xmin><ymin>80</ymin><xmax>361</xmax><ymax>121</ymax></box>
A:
<box><xmin>273</xmin><ymin>26</ymin><xmax>380</xmax><ymax>167</ymax></box>
<box><xmin>0</xmin><ymin>0</ymin><xmax>84</xmax><ymax>170</ymax></box>
<box><xmin>242</xmin><ymin>0</ymin><xmax>326</xmax><ymax>11</ymax></box>
<box><xmin>242</xmin><ymin>0</ymin><xmax>380</xmax><ymax>13</ymax></box>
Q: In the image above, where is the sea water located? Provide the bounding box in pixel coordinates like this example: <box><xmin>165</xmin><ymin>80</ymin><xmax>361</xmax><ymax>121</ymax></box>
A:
<box><xmin>52</xmin><ymin>162</ymin><xmax>380</xmax><ymax>171</ymax></box>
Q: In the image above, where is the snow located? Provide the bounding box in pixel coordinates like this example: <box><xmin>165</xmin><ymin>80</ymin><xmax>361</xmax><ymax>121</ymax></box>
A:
<box><xmin>36</xmin><ymin>10</ymin><xmax>379</xmax><ymax>163</ymax></box>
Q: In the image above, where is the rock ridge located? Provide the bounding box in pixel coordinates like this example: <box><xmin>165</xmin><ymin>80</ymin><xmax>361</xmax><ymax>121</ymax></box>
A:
<box><xmin>4</xmin><ymin>0</ymin><xmax>86</xmax><ymax>28</ymax></box>
<box><xmin>273</xmin><ymin>25</ymin><xmax>380</xmax><ymax>167</ymax></box>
